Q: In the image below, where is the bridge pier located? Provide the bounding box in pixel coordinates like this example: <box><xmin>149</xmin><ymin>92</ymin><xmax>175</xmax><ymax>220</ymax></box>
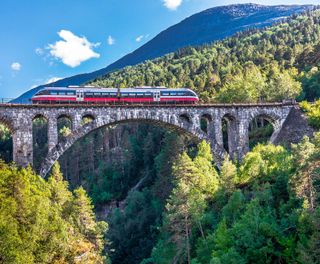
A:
<box><xmin>237</xmin><ymin>119</ymin><xmax>250</xmax><ymax>160</ymax></box>
<box><xmin>48</xmin><ymin>117</ymin><xmax>58</xmax><ymax>153</ymax></box>
<box><xmin>12</xmin><ymin>126</ymin><xmax>33</xmax><ymax>167</ymax></box>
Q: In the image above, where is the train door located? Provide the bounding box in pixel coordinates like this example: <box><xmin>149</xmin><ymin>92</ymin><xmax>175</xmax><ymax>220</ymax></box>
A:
<box><xmin>153</xmin><ymin>91</ymin><xmax>160</xmax><ymax>102</ymax></box>
<box><xmin>76</xmin><ymin>90</ymin><xmax>84</xmax><ymax>102</ymax></box>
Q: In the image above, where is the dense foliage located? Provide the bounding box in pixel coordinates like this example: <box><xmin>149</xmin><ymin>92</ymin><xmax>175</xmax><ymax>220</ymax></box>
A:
<box><xmin>57</xmin><ymin>124</ymin><xmax>188</xmax><ymax>263</ymax></box>
<box><xmin>90</xmin><ymin>10</ymin><xmax>320</xmax><ymax>103</ymax></box>
<box><xmin>300</xmin><ymin>99</ymin><xmax>320</xmax><ymax>129</ymax></box>
<box><xmin>141</xmin><ymin>137</ymin><xmax>320</xmax><ymax>264</ymax></box>
<box><xmin>0</xmin><ymin>162</ymin><xmax>108</xmax><ymax>264</ymax></box>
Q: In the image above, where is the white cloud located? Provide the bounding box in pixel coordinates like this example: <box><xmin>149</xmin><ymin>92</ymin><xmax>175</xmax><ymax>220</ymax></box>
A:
<box><xmin>48</xmin><ymin>30</ymin><xmax>100</xmax><ymax>68</ymax></box>
<box><xmin>11</xmin><ymin>62</ymin><xmax>21</xmax><ymax>71</ymax></box>
<box><xmin>163</xmin><ymin>0</ymin><xmax>183</xmax><ymax>10</ymax></box>
<box><xmin>35</xmin><ymin>48</ymin><xmax>44</xmax><ymax>56</ymax></box>
<box><xmin>46</xmin><ymin>77</ymin><xmax>62</xmax><ymax>84</ymax></box>
<box><xmin>136</xmin><ymin>35</ymin><xmax>144</xmax><ymax>42</ymax></box>
<box><xmin>107</xmin><ymin>35</ymin><xmax>115</xmax><ymax>45</ymax></box>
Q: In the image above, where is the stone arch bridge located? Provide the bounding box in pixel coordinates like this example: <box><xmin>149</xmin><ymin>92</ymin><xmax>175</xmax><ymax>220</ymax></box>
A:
<box><xmin>0</xmin><ymin>103</ymin><xmax>298</xmax><ymax>177</ymax></box>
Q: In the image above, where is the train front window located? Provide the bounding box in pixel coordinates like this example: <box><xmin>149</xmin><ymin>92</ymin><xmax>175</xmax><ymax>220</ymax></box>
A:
<box><xmin>37</xmin><ymin>90</ymin><xmax>49</xmax><ymax>95</ymax></box>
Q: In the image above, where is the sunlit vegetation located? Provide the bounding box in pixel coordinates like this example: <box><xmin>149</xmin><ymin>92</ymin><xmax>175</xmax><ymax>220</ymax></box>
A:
<box><xmin>300</xmin><ymin>100</ymin><xmax>320</xmax><ymax>129</ymax></box>
<box><xmin>58</xmin><ymin>115</ymin><xmax>72</xmax><ymax>141</ymax></box>
<box><xmin>0</xmin><ymin>161</ymin><xmax>108</xmax><ymax>264</ymax></box>
<box><xmin>143</xmin><ymin>137</ymin><xmax>320</xmax><ymax>264</ymax></box>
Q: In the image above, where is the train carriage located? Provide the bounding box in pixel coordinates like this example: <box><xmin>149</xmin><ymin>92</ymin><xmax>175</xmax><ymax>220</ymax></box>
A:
<box><xmin>32</xmin><ymin>86</ymin><xmax>199</xmax><ymax>104</ymax></box>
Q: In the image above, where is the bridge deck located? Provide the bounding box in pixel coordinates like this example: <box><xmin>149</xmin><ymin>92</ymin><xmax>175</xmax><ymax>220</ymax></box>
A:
<box><xmin>0</xmin><ymin>102</ymin><xmax>298</xmax><ymax>108</ymax></box>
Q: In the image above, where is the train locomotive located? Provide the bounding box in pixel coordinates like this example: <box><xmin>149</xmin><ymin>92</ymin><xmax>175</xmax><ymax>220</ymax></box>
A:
<box><xmin>31</xmin><ymin>86</ymin><xmax>199</xmax><ymax>104</ymax></box>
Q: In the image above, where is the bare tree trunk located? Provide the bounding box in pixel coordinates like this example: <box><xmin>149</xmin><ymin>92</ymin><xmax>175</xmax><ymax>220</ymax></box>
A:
<box><xmin>197</xmin><ymin>220</ymin><xmax>208</xmax><ymax>248</ymax></box>
<box><xmin>185</xmin><ymin>216</ymin><xmax>191</xmax><ymax>264</ymax></box>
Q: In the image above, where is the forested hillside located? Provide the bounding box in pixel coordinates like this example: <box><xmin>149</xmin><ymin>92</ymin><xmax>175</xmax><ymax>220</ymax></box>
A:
<box><xmin>140</xmin><ymin>136</ymin><xmax>320</xmax><ymax>264</ymax></box>
<box><xmin>90</xmin><ymin>9</ymin><xmax>320</xmax><ymax>103</ymax></box>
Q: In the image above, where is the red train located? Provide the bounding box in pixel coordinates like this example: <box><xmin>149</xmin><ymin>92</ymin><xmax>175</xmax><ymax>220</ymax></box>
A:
<box><xmin>31</xmin><ymin>86</ymin><xmax>199</xmax><ymax>104</ymax></box>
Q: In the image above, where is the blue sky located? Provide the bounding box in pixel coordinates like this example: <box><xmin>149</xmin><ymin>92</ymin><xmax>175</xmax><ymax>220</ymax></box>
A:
<box><xmin>0</xmin><ymin>0</ymin><xmax>318</xmax><ymax>98</ymax></box>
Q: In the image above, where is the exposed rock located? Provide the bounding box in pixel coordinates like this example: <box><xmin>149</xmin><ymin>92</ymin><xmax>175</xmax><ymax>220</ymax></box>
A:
<box><xmin>273</xmin><ymin>106</ymin><xmax>315</xmax><ymax>146</ymax></box>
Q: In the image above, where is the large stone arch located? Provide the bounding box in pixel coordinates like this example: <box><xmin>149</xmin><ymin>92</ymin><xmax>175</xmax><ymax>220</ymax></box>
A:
<box><xmin>39</xmin><ymin>115</ymin><xmax>219</xmax><ymax>178</ymax></box>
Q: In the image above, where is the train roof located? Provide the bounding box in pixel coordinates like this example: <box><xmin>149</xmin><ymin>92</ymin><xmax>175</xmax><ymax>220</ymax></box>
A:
<box><xmin>41</xmin><ymin>86</ymin><xmax>194</xmax><ymax>92</ymax></box>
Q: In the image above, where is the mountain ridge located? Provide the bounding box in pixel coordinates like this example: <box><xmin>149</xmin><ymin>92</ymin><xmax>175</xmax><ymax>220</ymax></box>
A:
<box><xmin>13</xmin><ymin>3</ymin><xmax>315</xmax><ymax>103</ymax></box>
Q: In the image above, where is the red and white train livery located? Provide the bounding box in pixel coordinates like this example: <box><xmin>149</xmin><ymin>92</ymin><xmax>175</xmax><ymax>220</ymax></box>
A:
<box><xmin>31</xmin><ymin>86</ymin><xmax>199</xmax><ymax>104</ymax></box>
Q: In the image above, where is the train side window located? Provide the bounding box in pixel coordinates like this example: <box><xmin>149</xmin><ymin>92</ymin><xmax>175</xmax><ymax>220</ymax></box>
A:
<box><xmin>67</xmin><ymin>91</ymin><xmax>75</xmax><ymax>95</ymax></box>
<box><xmin>178</xmin><ymin>92</ymin><xmax>185</xmax><ymax>96</ymax></box>
<box><xmin>170</xmin><ymin>92</ymin><xmax>177</xmax><ymax>96</ymax></box>
<box><xmin>122</xmin><ymin>93</ymin><xmax>129</xmax><ymax>97</ymax></box>
<box><xmin>86</xmin><ymin>92</ymin><xmax>93</xmax><ymax>97</ymax></box>
<box><xmin>162</xmin><ymin>92</ymin><xmax>169</xmax><ymax>96</ymax></box>
<box><xmin>145</xmin><ymin>93</ymin><xmax>152</xmax><ymax>97</ymax></box>
<box><xmin>51</xmin><ymin>91</ymin><xmax>58</xmax><ymax>95</ymax></box>
<box><xmin>110</xmin><ymin>92</ymin><xmax>117</xmax><ymax>97</ymax></box>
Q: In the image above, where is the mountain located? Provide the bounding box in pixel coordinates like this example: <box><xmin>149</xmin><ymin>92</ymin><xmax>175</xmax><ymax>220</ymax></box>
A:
<box><xmin>13</xmin><ymin>3</ymin><xmax>315</xmax><ymax>103</ymax></box>
<box><xmin>89</xmin><ymin>9</ymin><xmax>320</xmax><ymax>102</ymax></box>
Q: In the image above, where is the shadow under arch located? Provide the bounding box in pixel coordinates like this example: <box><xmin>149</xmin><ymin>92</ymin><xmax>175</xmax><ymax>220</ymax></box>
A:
<box><xmin>81</xmin><ymin>113</ymin><xmax>96</xmax><ymax>126</ymax></box>
<box><xmin>39</xmin><ymin>117</ymin><xmax>211</xmax><ymax>178</ymax></box>
<box><xmin>200</xmin><ymin>113</ymin><xmax>213</xmax><ymax>133</ymax></box>
<box><xmin>57</xmin><ymin>114</ymin><xmax>73</xmax><ymax>142</ymax></box>
<box><xmin>0</xmin><ymin>118</ymin><xmax>13</xmax><ymax>163</ymax></box>
<box><xmin>32</xmin><ymin>114</ymin><xmax>49</xmax><ymax>171</ymax></box>
<box><xmin>248</xmin><ymin>113</ymin><xmax>282</xmax><ymax>147</ymax></box>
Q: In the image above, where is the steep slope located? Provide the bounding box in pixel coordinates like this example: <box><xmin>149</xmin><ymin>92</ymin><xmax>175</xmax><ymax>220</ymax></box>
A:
<box><xmin>13</xmin><ymin>3</ymin><xmax>314</xmax><ymax>103</ymax></box>
<box><xmin>89</xmin><ymin>10</ymin><xmax>320</xmax><ymax>103</ymax></box>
